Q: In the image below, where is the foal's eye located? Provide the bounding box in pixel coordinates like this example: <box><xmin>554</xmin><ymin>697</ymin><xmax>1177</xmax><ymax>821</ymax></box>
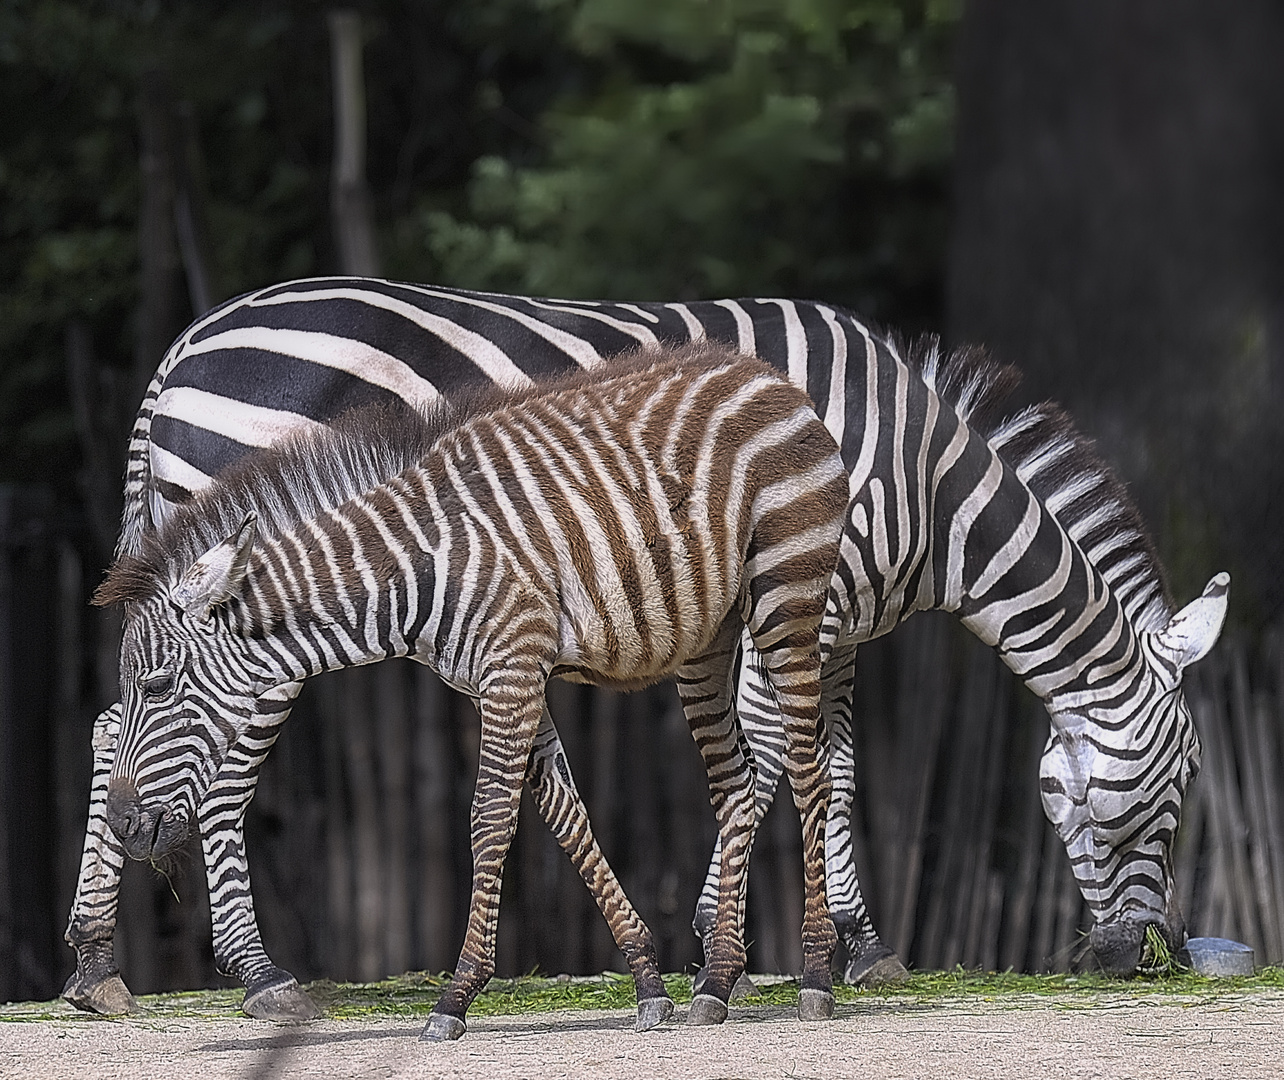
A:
<box><xmin>142</xmin><ymin>674</ymin><xmax>175</xmax><ymax>700</ymax></box>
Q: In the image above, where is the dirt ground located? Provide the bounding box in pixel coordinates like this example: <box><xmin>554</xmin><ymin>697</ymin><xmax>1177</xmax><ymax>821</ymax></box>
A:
<box><xmin>3</xmin><ymin>990</ymin><xmax>1282</xmax><ymax>1080</ymax></box>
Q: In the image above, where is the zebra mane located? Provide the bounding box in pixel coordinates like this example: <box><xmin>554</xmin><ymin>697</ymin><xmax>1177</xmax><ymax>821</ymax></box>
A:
<box><xmin>894</xmin><ymin>334</ymin><xmax>1022</xmax><ymax>430</ymax></box>
<box><xmin>94</xmin><ymin>400</ymin><xmax>441</xmax><ymax>607</ymax></box>
<box><xmin>985</xmin><ymin>403</ymin><xmax>1173</xmax><ymax>631</ymax></box>
<box><xmin>894</xmin><ymin>334</ymin><xmax>1173</xmax><ymax>632</ymax></box>
<box><xmin>95</xmin><ymin>342</ymin><xmax>757</xmax><ymax>608</ymax></box>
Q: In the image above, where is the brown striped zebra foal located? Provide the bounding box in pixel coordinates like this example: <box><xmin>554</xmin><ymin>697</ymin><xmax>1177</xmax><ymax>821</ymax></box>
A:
<box><xmin>95</xmin><ymin>343</ymin><xmax>849</xmax><ymax>1042</ymax></box>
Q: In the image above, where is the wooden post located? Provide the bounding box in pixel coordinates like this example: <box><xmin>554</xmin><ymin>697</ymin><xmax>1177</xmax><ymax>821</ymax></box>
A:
<box><xmin>376</xmin><ymin>663</ymin><xmax>413</xmax><ymax>977</ymax></box>
<box><xmin>328</xmin><ymin>9</ymin><xmax>380</xmax><ymax>277</ymax></box>
<box><xmin>0</xmin><ymin>493</ymin><xmax>15</xmax><ymax>1003</ymax></box>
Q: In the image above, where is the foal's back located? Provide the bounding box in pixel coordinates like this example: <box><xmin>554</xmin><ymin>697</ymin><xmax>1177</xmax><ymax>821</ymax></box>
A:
<box><xmin>415</xmin><ymin>342</ymin><xmax>849</xmax><ymax>686</ymax></box>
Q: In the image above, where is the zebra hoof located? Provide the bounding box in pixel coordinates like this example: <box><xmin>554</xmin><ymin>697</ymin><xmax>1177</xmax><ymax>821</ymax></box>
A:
<box><xmin>635</xmin><ymin>996</ymin><xmax>675</xmax><ymax>1031</ymax></box>
<box><xmin>242</xmin><ymin>975</ymin><xmax>321</xmax><ymax>1021</ymax></box>
<box><xmin>798</xmin><ymin>988</ymin><xmax>835</xmax><ymax>1021</ymax></box>
<box><xmin>846</xmin><ymin>953</ymin><xmax>909</xmax><ymax>988</ymax></box>
<box><xmin>420</xmin><ymin>1012</ymin><xmax>467</xmax><ymax>1042</ymax></box>
<box><xmin>62</xmin><ymin>970</ymin><xmax>136</xmax><ymax>1016</ymax></box>
<box><xmin>685</xmin><ymin>993</ymin><xmax>729</xmax><ymax>1026</ymax></box>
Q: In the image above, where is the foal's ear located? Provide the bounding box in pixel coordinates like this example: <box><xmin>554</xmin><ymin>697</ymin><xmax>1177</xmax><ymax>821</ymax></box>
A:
<box><xmin>171</xmin><ymin>513</ymin><xmax>258</xmax><ymax>618</ymax></box>
<box><xmin>1151</xmin><ymin>572</ymin><xmax>1230</xmax><ymax>672</ymax></box>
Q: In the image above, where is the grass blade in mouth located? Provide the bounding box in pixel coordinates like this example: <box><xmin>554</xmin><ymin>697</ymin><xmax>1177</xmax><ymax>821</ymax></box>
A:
<box><xmin>1137</xmin><ymin>924</ymin><xmax>1180</xmax><ymax>976</ymax></box>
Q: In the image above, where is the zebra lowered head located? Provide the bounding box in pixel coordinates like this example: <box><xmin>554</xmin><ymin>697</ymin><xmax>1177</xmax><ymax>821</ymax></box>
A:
<box><xmin>103</xmin><ymin>512</ymin><xmax>264</xmax><ymax>862</ymax></box>
<box><xmin>973</xmin><ymin>401</ymin><xmax>1230</xmax><ymax>976</ymax></box>
<box><xmin>1037</xmin><ymin>572</ymin><xmax>1227</xmax><ymax>976</ymax></box>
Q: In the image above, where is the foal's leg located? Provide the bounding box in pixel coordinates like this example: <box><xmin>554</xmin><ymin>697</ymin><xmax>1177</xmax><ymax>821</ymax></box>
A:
<box><xmin>422</xmin><ymin>663</ymin><xmax>548</xmax><ymax>1043</ymax></box>
<box><xmin>673</xmin><ymin>619</ymin><xmax>757</xmax><ymax>1025</ymax></box>
<box><xmin>747</xmin><ymin>610</ymin><xmax>837</xmax><ymax>1020</ymax></box>
<box><xmin>201</xmin><ymin>682</ymin><xmax>318</xmax><ymax>1019</ymax></box>
<box><xmin>526</xmin><ymin>708</ymin><xmax>674</xmax><ymax>1030</ymax></box>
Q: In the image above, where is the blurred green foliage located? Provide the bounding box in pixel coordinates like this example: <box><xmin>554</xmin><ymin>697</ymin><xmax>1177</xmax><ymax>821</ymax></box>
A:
<box><xmin>413</xmin><ymin>0</ymin><xmax>957</xmax><ymax>304</ymax></box>
<box><xmin>0</xmin><ymin>0</ymin><xmax>956</xmax><ymax>497</ymax></box>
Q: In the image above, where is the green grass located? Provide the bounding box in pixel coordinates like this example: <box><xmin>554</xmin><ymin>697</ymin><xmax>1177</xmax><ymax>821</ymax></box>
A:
<box><xmin>6</xmin><ymin>967</ymin><xmax>1284</xmax><ymax>1023</ymax></box>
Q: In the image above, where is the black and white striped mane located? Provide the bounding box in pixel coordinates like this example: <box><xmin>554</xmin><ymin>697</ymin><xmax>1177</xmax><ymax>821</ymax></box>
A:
<box><xmin>97</xmin><ymin>342</ymin><xmax>758</xmax><ymax>608</ymax></box>
<box><xmin>897</xmin><ymin>335</ymin><xmax>1173</xmax><ymax>632</ymax></box>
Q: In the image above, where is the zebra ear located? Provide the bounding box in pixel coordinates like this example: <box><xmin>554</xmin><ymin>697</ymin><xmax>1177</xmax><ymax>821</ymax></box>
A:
<box><xmin>1152</xmin><ymin>572</ymin><xmax>1230</xmax><ymax>671</ymax></box>
<box><xmin>172</xmin><ymin>513</ymin><xmax>258</xmax><ymax>618</ymax></box>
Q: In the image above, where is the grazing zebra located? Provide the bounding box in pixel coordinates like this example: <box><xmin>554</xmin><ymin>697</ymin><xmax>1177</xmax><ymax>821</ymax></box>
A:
<box><xmin>65</xmin><ymin>277</ymin><xmax>1226</xmax><ymax>1021</ymax></box>
<box><xmin>95</xmin><ymin>346</ymin><xmax>850</xmax><ymax>1039</ymax></box>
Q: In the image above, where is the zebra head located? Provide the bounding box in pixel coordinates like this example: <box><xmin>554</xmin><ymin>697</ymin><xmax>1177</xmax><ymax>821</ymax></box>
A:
<box><xmin>105</xmin><ymin>515</ymin><xmax>267</xmax><ymax>862</ymax></box>
<box><xmin>1039</xmin><ymin>572</ymin><xmax>1229</xmax><ymax>975</ymax></box>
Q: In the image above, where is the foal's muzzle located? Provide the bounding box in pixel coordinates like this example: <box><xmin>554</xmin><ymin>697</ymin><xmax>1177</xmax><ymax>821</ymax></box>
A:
<box><xmin>105</xmin><ymin>777</ymin><xmax>190</xmax><ymax>860</ymax></box>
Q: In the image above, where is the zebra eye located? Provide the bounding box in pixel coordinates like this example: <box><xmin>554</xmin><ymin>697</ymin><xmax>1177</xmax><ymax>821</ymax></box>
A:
<box><xmin>142</xmin><ymin>673</ymin><xmax>175</xmax><ymax>700</ymax></box>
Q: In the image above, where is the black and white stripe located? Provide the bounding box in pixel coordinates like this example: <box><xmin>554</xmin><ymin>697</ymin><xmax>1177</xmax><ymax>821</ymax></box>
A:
<box><xmin>65</xmin><ymin>277</ymin><xmax>1225</xmax><ymax>1019</ymax></box>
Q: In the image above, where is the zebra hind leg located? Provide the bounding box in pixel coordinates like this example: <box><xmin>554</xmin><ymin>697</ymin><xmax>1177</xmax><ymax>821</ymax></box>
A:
<box><xmin>63</xmin><ymin>706</ymin><xmax>136</xmax><ymax>1016</ymax></box>
<box><xmin>744</xmin><ymin>597</ymin><xmax>838</xmax><ymax>1020</ymax></box>
<box><xmin>691</xmin><ymin>655</ymin><xmax>779</xmax><ymax>1001</ymax></box>
<box><xmin>820</xmin><ymin>646</ymin><xmax>909</xmax><ymax>987</ymax></box>
<box><xmin>526</xmin><ymin>708</ymin><xmax>673</xmax><ymax>1031</ymax></box>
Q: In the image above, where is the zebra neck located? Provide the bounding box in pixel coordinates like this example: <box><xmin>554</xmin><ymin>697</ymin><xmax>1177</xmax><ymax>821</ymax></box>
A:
<box><xmin>950</xmin><ymin>454</ymin><xmax>1139</xmax><ymax>709</ymax></box>
<box><xmin>239</xmin><ymin>504</ymin><xmax>446</xmax><ymax>682</ymax></box>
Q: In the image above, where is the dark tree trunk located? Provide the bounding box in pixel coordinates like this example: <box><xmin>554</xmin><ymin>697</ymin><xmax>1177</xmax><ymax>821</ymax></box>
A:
<box><xmin>948</xmin><ymin>0</ymin><xmax>1284</xmax><ymax>621</ymax></box>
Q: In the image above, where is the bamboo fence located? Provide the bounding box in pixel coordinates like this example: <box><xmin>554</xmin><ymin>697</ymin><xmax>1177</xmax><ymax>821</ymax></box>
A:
<box><xmin>3</xmin><ymin>510</ymin><xmax>1284</xmax><ymax>1000</ymax></box>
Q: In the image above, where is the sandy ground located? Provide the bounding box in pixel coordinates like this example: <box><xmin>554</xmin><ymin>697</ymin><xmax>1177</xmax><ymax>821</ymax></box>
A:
<box><xmin>2</xmin><ymin>991</ymin><xmax>1281</xmax><ymax>1080</ymax></box>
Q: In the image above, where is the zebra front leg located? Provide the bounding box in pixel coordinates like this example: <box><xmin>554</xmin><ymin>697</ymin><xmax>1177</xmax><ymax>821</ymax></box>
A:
<box><xmin>422</xmin><ymin>671</ymin><xmax>546</xmax><ymax>1043</ymax></box>
<box><xmin>63</xmin><ymin>706</ymin><xmax>136</xmax><ymax>1016</ymax></box>
<box><xmin>821</xmin><ymin>643</ymin><xmax>907</xmax><ymax>987</ymax></box>
<box><xmin>675</xmin><ymin>621</ymin><xmax>757</xmax><ymax>1026</ymax></box>
<box><xmin>526</xmin><ymin>709</ymin><xmax>673</xmax><ymax>1031</ymax></box>
<box><xmin>202</xmin><ymin>682</ymin><xmax>319</xmax><ymax>1020</ymax></box>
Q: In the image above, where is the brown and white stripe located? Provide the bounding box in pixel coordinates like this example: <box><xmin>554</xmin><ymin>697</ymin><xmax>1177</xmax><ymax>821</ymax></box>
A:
<box><xmin>96</xmin><ymin>342</ymin><xmax>848</xmax><ymax>1039</ymax></box>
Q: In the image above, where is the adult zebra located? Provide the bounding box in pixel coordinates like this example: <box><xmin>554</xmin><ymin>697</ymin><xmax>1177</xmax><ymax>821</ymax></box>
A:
<box><xmin>66</xmin><ymin>276</ymin><xmax>1225</xmax><ymax>1020</ymax></box>
<box><xmin>96</xmin><ymin>346</ymin><xmax>851</xmax><ymax>1039</ymax></box>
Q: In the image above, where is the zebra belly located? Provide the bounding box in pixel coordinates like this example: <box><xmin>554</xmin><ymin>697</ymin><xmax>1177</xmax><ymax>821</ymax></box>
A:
<box><xmin>550</xmin><ymin>565</ymin><xmax>739</xmax><ymax>688</ymax></box>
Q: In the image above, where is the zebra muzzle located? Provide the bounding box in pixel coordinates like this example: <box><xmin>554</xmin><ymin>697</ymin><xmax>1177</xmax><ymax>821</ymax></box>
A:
<box><xmin>1089</xmin><ymin>913</ymin><xmax>1180</xmax><ymax>977</ymax></box>
<box><xmin>105</xmin><ymin>778</ymin><xmax>189</xmax><ymax>861</ymax></box>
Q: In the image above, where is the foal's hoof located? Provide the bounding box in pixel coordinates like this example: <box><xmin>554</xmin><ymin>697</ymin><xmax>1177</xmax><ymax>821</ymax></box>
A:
<box><xmin>635</xmin><ymin>996</ymin><xmax>675</xmax><ymax>1031</ymax></box>
<box><xmin>420</xmin><ymin>1013</ymin><xmax>467</xmax><ymax>1042</ymax></box>
<box><xmin>62</xmin><ymin>970</ymin><xmax>135</xmax><ymax>1016</ymax></box>
<box><xmin>798</xmin><ymin>988</ymin><xmax>835</xmax><ymax>1021</ymax></box>
<box><xmin>242</xmin><ymin>975</ymin><xmax>321</xmax><ymax>1021</ymax></box>
<box><xmin>685</xmin><ymin>993</ymin><xmax>729</xmax><ymax>1026</ymax></box>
